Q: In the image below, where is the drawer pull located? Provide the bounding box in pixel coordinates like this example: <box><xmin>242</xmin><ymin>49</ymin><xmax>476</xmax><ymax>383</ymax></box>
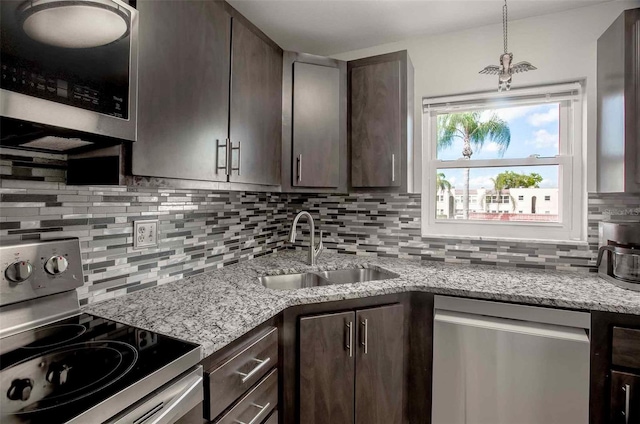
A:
<box><xmin>622</xmin><ymin>384</ymin><xmax>630</xmax><ymax>424</ymax></box>
<box><xmin>234</xmin><ymin>402</ymin><xmax>271</xmax><ymax>424</ymax></box>
<box><xmin>237</xmin><ymin>358</ymin><xmax>271</xmax><ymax>384</ymax></box>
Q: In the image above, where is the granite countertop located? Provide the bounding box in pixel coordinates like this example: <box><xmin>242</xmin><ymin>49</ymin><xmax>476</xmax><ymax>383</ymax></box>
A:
<box><xmin>84</xmin><ymin>250</ymin><xmax>640</xmax><ymax>358</ymax></box>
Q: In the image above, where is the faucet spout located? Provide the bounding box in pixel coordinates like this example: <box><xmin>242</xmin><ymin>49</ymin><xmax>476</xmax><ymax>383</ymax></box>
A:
<box><xmin>289</xmin><ymin>211</ymin><xmax>323</xmax><ymax>265</ymax></box>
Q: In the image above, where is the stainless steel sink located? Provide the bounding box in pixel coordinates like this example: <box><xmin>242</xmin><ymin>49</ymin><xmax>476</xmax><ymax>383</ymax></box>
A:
<box><xmin>314</xmin><ymin>268</ymin><xmax>399</xmax><ymax>284</ymax></box>
<box><xmin>260</xmin><ymin>267</ymin><xmax>399</xmax><ymax>290</ymax></box>
<box><xmin>260</xmin><ymin>272</ymin><xmax>331</xmax><ymax>290</ymax></box>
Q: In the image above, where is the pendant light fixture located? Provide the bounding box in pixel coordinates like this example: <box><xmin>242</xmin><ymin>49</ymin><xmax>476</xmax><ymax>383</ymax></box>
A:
<box><xmin>479</xmin><ymin>0</ymin><xmax>536</xmax><ymax>91</ymax></box>
<box><xmin>18</xmin><ymin>0</ymin><xmax>130</xmax><ymax>49</ymax></box>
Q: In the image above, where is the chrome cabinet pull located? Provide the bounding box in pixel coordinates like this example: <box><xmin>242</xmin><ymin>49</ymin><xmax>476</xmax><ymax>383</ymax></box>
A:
<box><xmin>297</xmin><ymin>154</ymin><xmax>302</xmax><ymax>182</ymax></box>
<box><xmin>234</xmin><ymin>402</ymin><xmax>271</xmax><ymax>424</ymax></box>
<box><xmin>622</xmin><ymin>384</ymin><xmax>631</xmax><ymax>424</ymax></box>
<box><xmin>216</xmin><ymin>139</ymin><xmax>229</xmax><ymax>176</ymax></box>
<box><xmin>230</xmin><ymin>141</ymin><xmax>241</xmax><ymax>175</ymax></box>
<box><xmin>346</xmin><ymin>321</ymin><xmax>353</xmax><ymax>357</ymax></box>
<box><xmin>236</xmin><ymin>357</ymin><xmax>270</xmax><ymax>384</ymax></box>
<box><xmin>361</xmin><ymin>318</ymin><xmax>368</xmax><ymax>354</ymax></box>
<box><xmin>391</xmin><ymin>154</ymin><xmax>395</xmax><ymax>182</ymax></box>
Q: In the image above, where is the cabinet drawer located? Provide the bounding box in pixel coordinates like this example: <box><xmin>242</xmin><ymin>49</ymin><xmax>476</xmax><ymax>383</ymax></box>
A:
<box><xmin>612</xmin><ymin>327</ymin><xmax>640</xmax><ymax>369</ymax></box>
<box><xmin>206</xmin><ymin>327</ymin><xmax>278</xmax><ymax>420</ymax></box>
<box><xmin>610</xmin><ymin>371</ymin><xmax>640</xmax><ymax>424</ymax></box>
<box><xmin>263</xmin><ymin>410</ymin><xmax>278</xmax><ymax>424</ymax></box>
<box><xmin>216</xmin><ymin>369</ymin><xmax>278</xmax><ymax>424</ymax></box>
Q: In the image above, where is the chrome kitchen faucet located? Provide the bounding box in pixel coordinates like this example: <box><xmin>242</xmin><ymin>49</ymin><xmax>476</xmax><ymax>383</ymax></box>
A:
<box><xmin>289</xmin><ymin>211</ymin><xmax>323</xmax><ymax>265</ymax></box>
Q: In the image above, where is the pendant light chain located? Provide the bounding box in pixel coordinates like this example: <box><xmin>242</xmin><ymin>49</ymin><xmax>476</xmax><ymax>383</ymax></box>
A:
<box><xmin>503</xmin><ymin>0</ymin><xmax>508</xmax><ymax>53</ymax></box>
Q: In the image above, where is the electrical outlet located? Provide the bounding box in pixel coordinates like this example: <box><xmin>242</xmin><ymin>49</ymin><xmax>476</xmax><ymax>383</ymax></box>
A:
<box><xmin>134</xmin><ymin>219</ymin><xmax>158</xmax><ymax>249</ymax></box>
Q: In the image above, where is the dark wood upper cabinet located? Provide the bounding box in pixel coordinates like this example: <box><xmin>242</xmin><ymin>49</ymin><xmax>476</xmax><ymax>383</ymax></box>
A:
<box><xmin>597</xmin><ymin>8</ymin><xmax>640</xmax><ymax>193</ymax></box>
<box><xmin>133</xmin><ymin>1</ymin><xmax>282</xmax><ymax>186</ymax></box>
<box><xmin>292</xmin><ymin>62</ymin><xmax>340</xmax><ymax>188</ymax></box>
<box><xmin>355</xmin><ymin>304</ymin><xmax>404</xmax><ymax>424</ymax></box>
<box><xmin>229</xmin><ymin>18</ymin><xmax>282</xmax><ymax>186</ymax></box>
<box><xmin>348</xmin><ymin>51</ymin><xmax>414</xmax><ymax>192</ymax></box>
<box><xmin>133</xmin><ymin>0</ymin><xmax>230</xmax><ymax>182</ymax></box>
<box><xmin>299</xmin><ymin>311</ymin><xmax>355</xmax><ymax>424</ymax></box>
<box><xmin>281</xmin><ymin>52</ymin><xmax>347</xmax><ymax>193</ymax></box>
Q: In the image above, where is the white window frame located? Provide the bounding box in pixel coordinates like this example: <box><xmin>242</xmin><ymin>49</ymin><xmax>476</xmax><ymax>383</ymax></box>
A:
<box><xmin>421</xmin><ymin>82</ymin><xmax>584</xmax><ymax>241</ymax></box>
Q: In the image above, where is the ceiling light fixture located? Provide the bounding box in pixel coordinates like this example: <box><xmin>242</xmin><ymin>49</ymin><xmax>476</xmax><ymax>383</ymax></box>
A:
<box><xmin>18</xmin><ymin>0</ymin><xmax>130</xmax><ymax>49</ymax></box>
<box><xmin>479</xmin><ymin>0</ymin><xmax>536</xmax><ymax>91</ymax></box>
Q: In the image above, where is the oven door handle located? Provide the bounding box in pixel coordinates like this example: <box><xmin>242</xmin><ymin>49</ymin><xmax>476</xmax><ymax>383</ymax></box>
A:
<box><xmin>140</xmin><ymin>373</ymin><xmax>203</xmax><ymax>424</ymax></box>
<box><xmin>107</xmin><ymin>366</ymin><xmax>203</xmax><ymax>424</ymax></box>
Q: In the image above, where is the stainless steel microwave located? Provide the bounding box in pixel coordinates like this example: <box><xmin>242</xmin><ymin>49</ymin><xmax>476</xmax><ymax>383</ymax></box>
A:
<box><xmin>0</xmin><ymin>0</ymin><xmax>138</xmax><ymax>145</ymax></box>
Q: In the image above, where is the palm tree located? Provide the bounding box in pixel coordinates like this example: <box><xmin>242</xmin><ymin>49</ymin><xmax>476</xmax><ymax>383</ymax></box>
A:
<box><xmin>435</xmin><ymin>172</ymin><xmax>452</xmax><ymax>196</ymax></box>
<box><xmin>437</xmin><ymin>112</ymin><xmax>511</xmax><ymax>219</ymax></box>
<box><xmin>485</xmin><ymin>177</ymin><xmax>516</xmax><ymax>212</ymax></box>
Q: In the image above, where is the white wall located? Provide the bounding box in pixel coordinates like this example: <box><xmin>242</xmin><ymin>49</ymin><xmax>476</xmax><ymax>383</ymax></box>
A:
<box><xmin>332</xmin><ymin>1</ymin><xmax>640</xmax><ymax>194</ymax></box>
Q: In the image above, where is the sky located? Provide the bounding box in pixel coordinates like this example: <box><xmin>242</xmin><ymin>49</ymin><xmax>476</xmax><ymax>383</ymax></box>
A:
<box><xmin>436</xmin><ymin>103</ymin><xmax>559</xmax><ymax>191</ymax></box>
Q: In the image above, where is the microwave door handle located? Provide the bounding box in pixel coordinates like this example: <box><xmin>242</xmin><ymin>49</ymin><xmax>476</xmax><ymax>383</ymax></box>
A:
<box><xmin>596</xmin><ymin>245</ymin><xmax>616</xmax><ymax>268</ymax></box>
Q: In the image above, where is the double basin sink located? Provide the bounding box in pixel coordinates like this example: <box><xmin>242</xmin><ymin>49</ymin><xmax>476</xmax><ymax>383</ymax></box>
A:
<box><xmin>260</xmin><ymin>267</ymin><xmax>399</xmax><ymax>290</ymax></box>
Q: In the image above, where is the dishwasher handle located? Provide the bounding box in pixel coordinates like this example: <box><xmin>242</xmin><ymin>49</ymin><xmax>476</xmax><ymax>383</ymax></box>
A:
<box><xmin>434</xmin><ymin>309</ymin><xmax>590</xmax><ymax>343</ymax></box>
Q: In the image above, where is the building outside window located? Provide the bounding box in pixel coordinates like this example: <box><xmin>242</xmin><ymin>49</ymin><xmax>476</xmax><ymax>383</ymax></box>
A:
<box><xmin>423</xmin><ymin>83</ymin><xmax>584</xmax><ymax>241</ymax></box>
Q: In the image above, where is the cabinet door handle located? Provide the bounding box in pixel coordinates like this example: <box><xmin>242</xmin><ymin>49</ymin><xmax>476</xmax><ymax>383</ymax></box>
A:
<box><xmin>346</xmin><ymin>321</ymin><xmax>353</xmax><ymax>357</ymax></box>
<box><xmin>361</xmin><ymin>318</ymin><xmax>368</xmax><ymax>354</ymax></box>
<box><xmin>230</xmin><ymin>141</ymin><xmax>241</xmax><ymax>175</ymax></box>
<box><xmin>234</xmin><ymin>402</ymin><xmax>271</xmax><ymax>424</ymax></box>
<box><xmin>391</xmin><ymin>154</ymin><xmax>395</xmax><ymax>182</ymax></box>
<box><xmin>622</xmin><ymin>384</ymin><xmax>631</xmax><ymax>424</ymax></box>
<box><xmin>236</xmin><ymin>357</ymin><xmax>270</xmax><ymax>384</ymax></box>
<box><xmin>216</xmin><ymin>139</ymin><xmax>229</xmax><ymax>176</ymax></box>
<box><xmin>297</xmin><ymin>154</ymin><xmax>302</xmax><ymax>182</ymax></box>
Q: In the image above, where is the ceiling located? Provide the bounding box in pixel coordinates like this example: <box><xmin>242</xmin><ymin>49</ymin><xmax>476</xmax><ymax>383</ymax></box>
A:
<box><xmin>227</xmin><ymin>0</ymin><xmax>609</xmax><ymax>56</ymax></box>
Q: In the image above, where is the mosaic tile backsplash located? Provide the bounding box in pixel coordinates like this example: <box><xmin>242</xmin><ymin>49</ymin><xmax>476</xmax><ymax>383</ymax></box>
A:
<box><xmin>1</xmin><ymin>149</ymin><xmax>289</xmax><ymax>305</ymax></box>
<box><xmin>1</xmin><ymin>148</ymin><xmax>638</xmax><ymax>304</ymax></box>
<box><xmin>288</xmin><ymin>192</ymin><xmax>638</xmax><ymax>271</ymax></box>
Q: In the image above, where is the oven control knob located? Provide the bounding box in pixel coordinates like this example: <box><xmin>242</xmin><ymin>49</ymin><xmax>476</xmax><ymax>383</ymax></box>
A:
<box><xmin>44</xmin><ymin>256</ymin><xmax>68</xmax><ymax>275</ymax></box>
<box><xmin>5</xmin><ymin>261</ymin><xmax>33</xmax><ymax>283</ymax></box>
<box><xmin>7</xmin><ymin>378</ymin><xmax>33</xmax><ymax>401</ymax></box>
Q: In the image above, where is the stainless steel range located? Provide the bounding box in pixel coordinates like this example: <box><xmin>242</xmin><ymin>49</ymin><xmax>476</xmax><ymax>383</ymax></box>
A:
<box><xmin>0</xmin><ymin>238</ymin><xmax>202</xmax><ymax>424</ymax></box>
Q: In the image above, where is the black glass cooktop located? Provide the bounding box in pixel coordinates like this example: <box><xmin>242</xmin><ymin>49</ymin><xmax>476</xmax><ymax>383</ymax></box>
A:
<box><xmin>0</xmin><ymin>314</ymin><xmax>199</xmax><ymax>424</ymax></box>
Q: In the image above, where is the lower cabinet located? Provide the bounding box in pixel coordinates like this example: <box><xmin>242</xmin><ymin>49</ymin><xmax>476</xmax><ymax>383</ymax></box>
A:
<box><xmin>591</xmin><ymin>312</ymin><xmax>640</xmax><ymax>424</ymax></box>
<box><xmin>203</xmin><ymin>327</ymin><xmax>278</xmax><ymax>424</ymax></box>
<box><xmin>610</xmin><ymin>371</ymin><xmax>640</xmax><ymax>423</ymax></box>
<box><xmin>299</xmin><ymin>304</ymin><xmax>404</xmax><ymax>424</ymax></box>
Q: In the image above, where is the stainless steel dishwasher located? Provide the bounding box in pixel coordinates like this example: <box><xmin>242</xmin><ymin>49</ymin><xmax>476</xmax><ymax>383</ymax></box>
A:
<box><xmin>432</xmin><ymin>295</ymin><xmax>590</xmax><ymax>424</ymax></box>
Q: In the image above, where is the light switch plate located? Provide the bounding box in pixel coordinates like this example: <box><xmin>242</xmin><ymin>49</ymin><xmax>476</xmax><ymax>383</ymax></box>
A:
<box><xmin>133</xmin><ymin>219</ymin><xmax>158</xmax><ymax>249</ymax></box>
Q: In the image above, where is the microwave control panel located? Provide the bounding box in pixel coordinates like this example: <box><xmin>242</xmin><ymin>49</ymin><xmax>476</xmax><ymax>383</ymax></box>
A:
<box><xmin>1</xmin><ymin>59</ymin><xmax>128</xmax><ymax>119</ymax></box>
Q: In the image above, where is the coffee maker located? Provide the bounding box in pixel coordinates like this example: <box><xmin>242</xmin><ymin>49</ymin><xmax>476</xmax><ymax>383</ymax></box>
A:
<box><xmin>597</xmin><ymin>220</ymin><xmax>640</xmax><ymax>291</ymax></box>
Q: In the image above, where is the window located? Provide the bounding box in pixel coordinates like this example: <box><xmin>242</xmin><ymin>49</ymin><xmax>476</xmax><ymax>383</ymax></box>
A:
<box><xmin>422</xmin><ymin>83</ymin><xmax>584</xmax><ymax>241</ymax></box>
